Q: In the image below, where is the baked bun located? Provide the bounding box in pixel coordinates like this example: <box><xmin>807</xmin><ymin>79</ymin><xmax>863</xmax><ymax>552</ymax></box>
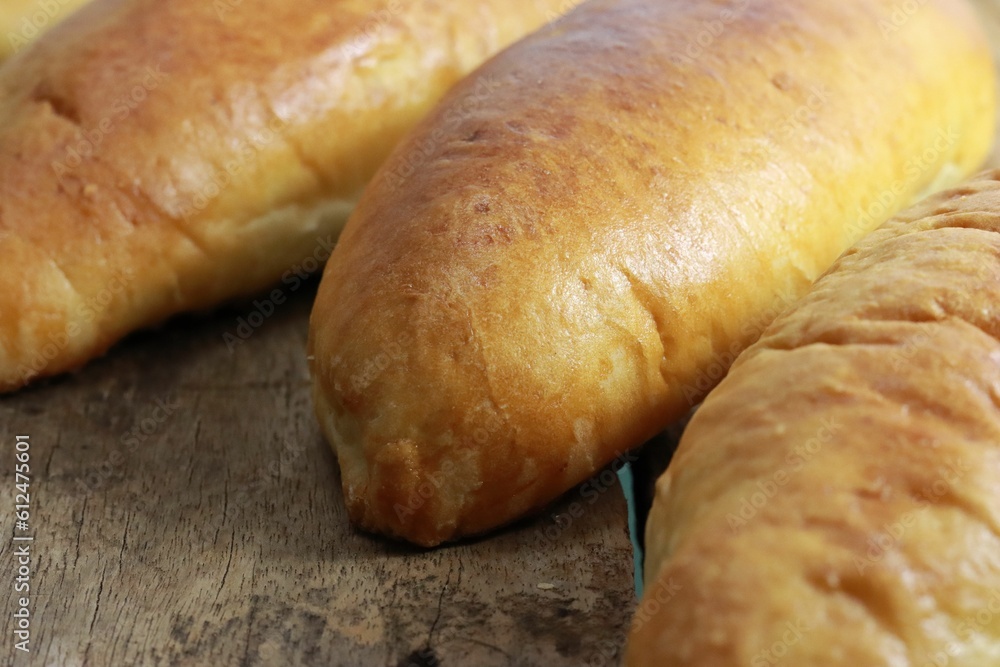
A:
<box><xmin>628</xmin><ymin>170</ymin><xmax>1000</xmax><ymax>666</ymax></box>
<box><xmin>308</xmin><ymin>0</ymin><xmax>996</xmax><ymax>546</ymax></box>
<box><xmin>0</xmin><ymin>0</ymin><xmax>579</xmax><ymax>391</ymax></box>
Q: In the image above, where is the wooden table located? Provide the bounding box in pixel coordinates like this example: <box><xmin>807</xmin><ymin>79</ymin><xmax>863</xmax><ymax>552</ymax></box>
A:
<box><xmin>5</xmin><ymin>1</ymin><xmax>1000</xmax><ymax>665</ymax></box>
<box><xmin>0</xmin><ymin>284</ymin><xmax>636</xmax><ymax>666</ymax></box>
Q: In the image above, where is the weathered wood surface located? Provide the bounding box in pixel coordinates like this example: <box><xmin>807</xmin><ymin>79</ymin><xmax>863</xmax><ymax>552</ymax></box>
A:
<box><xmin>0</xmin><ymin>285</ymin><xmax>636</xmax><ymax>667</ymax></box>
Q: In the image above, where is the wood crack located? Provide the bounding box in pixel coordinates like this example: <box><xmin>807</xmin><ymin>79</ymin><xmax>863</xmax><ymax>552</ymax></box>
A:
<box><xmin>81</xmin><ymin>564</ymin><xmax>108</xmax><ymax>665</ymax></box>
<box><xmin>215</xmin><ymin>531</ymin><xmax>236</xmax><ymax>604</ymax></box>
<box><xmin>426</xmin><ymin>566</ymin><xmax>453</xmax><ymax>650</ymax></box>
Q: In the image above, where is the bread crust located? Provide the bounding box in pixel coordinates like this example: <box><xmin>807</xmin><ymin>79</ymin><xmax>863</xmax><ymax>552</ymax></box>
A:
<box><xmin>627</xmin><ymin>171</ymin><xmax>1000</xmax><ymax>666</ymax></box>
<box><xmin>309</xmin><ymin>0</ymin><xmax>996</xmax><ymax>546</ymax></box>
<box><xmin>0</xmin><ymin>0</ymin><xmax>576</xmax><ymax>391</ymax></box>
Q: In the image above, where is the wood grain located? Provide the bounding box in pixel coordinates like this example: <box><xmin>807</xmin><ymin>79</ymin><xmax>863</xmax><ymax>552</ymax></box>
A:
<box><xmin>0</xmin><ymin>284</ymin><xmax>636</xmax><ymax>666</ymax></box>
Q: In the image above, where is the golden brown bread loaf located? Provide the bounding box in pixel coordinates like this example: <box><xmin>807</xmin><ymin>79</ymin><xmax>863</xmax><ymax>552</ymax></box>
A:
<box><xmin>627</xmin><ymin>171</ymin><xmax>1000</xmax><ymax>666</ymax></box>
<box><xmin>0</xmin><ymin>0</ymin><xmax>89</xmax><ymax>60</ymax></box>
<box><xmin>0</xmin><ymin>0</ymin><xmax>581</xmax><ymax>392</ymax></box>
<box><xmin>309</xmin><ymin>0</ymin><xmax>996</xmax><ymax>547</ymax></box>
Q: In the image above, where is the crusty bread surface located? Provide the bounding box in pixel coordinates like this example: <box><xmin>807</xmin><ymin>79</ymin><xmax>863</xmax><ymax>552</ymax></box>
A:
<box><xmin>0</xmin><ymin>0</ymin><xmax>579</xmax><ymax>392</ymax></box>
<box><xmin>309</xmin><ymin>0</ymin><xmax>995</xmax><ymax>546</ymax></box>
<box><xmin>628</xmin><ymin>171</ymin><xmax>1000</xmax><ymax>666</ymax></box>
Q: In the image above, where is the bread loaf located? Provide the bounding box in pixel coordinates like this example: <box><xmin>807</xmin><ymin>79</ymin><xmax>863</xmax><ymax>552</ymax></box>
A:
<box><xmin>309</xmin><ymin>0</ymin><xmax>995</xmax><ymax>546</ymax></box>
<box><xmin>627</xmin><ymin>170</ymin><xmax>1000</xmax><ymax>666</ymax></box>
<box><xmin>0</xmin><ymin>0</ymin><xmax>580</xmax><ymax>392</ymax></box>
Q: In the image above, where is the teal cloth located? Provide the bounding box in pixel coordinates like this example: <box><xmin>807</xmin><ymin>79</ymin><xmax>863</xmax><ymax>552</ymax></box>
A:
<box><xmin>617</xmin><ymin>463</ymin><xmax>643</xmax><ymax>597</ymax></box>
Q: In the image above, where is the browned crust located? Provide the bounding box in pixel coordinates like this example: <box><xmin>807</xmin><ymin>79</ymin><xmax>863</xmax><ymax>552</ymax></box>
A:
<box><xmin>628</xmin><ymin>173</ymin><xmax>1000</xmax><ymax>665</ymax></box>
<box><xmin>309</xmin><ymin>0</ymin><xmax>996</xmax><ymax>546</ymax></box>
<box><xmin>0</xmin><ymin>0</ymin><xmax>574</xmax><ymax>392</ymax></box>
